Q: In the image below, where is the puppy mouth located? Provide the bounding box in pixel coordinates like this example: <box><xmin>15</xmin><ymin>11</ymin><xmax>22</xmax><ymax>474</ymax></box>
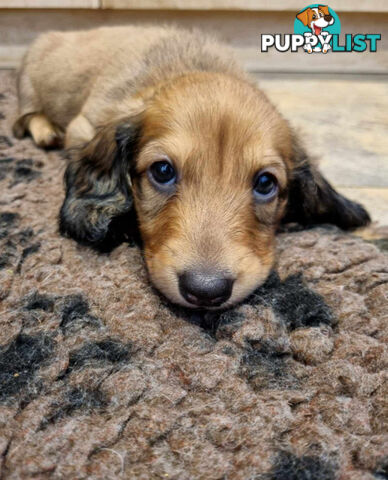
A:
<box><xmin>313</xmin><ymin>25</ymin><xmax>323</xmax><ymax>35</ymax></box>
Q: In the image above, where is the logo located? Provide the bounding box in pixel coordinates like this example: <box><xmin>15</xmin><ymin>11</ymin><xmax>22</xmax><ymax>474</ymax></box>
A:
<box><xmin>294</xmin><ymin>4</ymin><xmax>340</xmax><ymax>53</ymax></box>
<box><xmin>261</xmin><ymin>4</ymin><xmax>381</xmax><ymax>54</ymax></box>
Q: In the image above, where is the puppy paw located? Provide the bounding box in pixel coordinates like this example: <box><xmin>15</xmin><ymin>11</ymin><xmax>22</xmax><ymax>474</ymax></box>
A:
<box><xmin>29</xmin><ymin>114</ymin><xmax>62</xmax><ymax>149</ymax></box>
<box><xmin>304</xmin><ymin>45</ymin><xmax>313</xmax><ymax>54</ymax></box>
<box><xmin>35</xmin><ymin>129</ymin><xmax>61</xmax><ymax>148</ymax></box>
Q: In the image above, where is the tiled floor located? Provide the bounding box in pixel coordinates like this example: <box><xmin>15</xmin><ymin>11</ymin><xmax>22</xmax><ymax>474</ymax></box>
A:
<box><xmin>257</xmin><ymin>73</ymin><xmax>388</xmax><ymax>226</ymax></box>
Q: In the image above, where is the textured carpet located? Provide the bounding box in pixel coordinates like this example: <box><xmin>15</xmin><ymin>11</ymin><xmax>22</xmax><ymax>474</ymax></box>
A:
<box><xmin>0</xmin><ymin>70</ymin><xmax>387</xmax><ymax>480</ymax></box>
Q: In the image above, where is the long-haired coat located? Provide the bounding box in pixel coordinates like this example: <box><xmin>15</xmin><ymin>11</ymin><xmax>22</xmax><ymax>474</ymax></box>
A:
<box><xmin>13</xmin><ymin>26</ymin><xmax>370</xmax><ymax>309</ymax></box>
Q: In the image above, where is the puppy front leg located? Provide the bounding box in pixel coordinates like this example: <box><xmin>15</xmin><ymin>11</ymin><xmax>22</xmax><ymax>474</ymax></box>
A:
<box><xmin>28</xmin><ymin>113</ymin><xmax>62</xmax><ymax>148</ymax></box>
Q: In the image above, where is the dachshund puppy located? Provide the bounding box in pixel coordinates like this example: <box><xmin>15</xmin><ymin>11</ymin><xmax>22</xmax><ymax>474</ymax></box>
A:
<box><xmin>13</xmin><ymin>26</ymin><xmax>370</xmax><ymax>309</ymax></box>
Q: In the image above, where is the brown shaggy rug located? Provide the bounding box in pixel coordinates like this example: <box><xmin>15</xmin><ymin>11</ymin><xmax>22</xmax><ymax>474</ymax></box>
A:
<box><xmin>0</xmin><ymin>70</ymin><xmax>387</xmax><ymax>480</ymax></box>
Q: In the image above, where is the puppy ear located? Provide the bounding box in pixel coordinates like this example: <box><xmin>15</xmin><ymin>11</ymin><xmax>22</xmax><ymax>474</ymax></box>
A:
<box><xmin>319</xmin><ymin>5</ymin><xmax>330</xmax><ymax>16</ymax></box>
<box><xmin>59</xmin><ymin>119</ymin><xmax>140</xmax><ymax>252</ymax></box>
<box><xmin>296</xmin><ymin>8</ymin><xmax>310</xmax><ymax>26</ymax></box>
<box><xmin>283</xmin><ymin>138</ymin><xmax>370</xmax><ymax>230</ymax></box>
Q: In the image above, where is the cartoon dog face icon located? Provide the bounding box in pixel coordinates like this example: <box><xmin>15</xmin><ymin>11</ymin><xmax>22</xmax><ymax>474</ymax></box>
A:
<box><xmin>296</xmin><ymin>5</ymin><xmax>335</xmax><ymax>53</ymax></box>
<box><xmin>296</xmin><ymin>5</ymin><xmax>334</xmax><ymax>35</ymax></box>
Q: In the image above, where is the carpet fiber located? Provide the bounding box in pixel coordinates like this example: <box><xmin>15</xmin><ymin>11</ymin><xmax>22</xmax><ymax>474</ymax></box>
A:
<box><xmin>0</xmin><ymin>71</ymin><xmax>387</xmax><ymax>480</ymax></box>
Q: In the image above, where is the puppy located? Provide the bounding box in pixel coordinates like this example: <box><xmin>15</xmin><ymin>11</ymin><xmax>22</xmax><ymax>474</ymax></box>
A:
<box><xmin>13</xmin><ymin>26</ymin><xmax>370</xmax><ymax>309</ymax></box>
<box><xmin>296</xmin><ymin>5</ymin><xmax>335</xmax><ymax>53</ymax></box>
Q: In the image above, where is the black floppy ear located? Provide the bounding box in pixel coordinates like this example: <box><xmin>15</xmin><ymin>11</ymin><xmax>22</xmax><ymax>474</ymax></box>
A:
<box><xmin>59</xmin><ymin>120</ymin><xmax>140</xmax><ymax>252</ymax></box>
<box><xmin>282</xmin><ymin>138</ymin><xmax>370</xmax><ymax>229</ymax></box>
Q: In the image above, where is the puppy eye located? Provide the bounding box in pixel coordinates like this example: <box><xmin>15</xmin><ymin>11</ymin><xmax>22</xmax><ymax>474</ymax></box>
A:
<box><xmin>148</xmin><ymin>160</ymin><xmax>177</xmax><ymax>189</ymax></box>
<box><xmin>312</xmin><ymin>14</ymin><xmax>317</xmax><ymax>19</ymax></box>
<box><xmin>253</xmin><ymin>171</ymin><xmax>278</xmax><ymax>202</ymax></box>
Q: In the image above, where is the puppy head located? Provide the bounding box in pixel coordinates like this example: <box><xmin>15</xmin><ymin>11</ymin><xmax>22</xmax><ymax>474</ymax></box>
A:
<box><xmin>297</xmin><ymin>5</ymin><xmax>334</xmax><ymax>33</ymax></box>
<box><xmin>60</xmin><ymin>72</ymin><xmax>369</xmax><ymax>308</ymax></box>
<box><xmin>131</xmin><ymin>73</ymin><xmax>290</xmax><ymax>308</ymax></box>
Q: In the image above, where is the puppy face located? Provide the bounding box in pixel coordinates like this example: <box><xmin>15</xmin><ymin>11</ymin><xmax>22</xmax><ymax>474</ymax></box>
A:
<box><xmin>131</xmin><ymin>74</ymin><xmax>291</xmax><ymax>308</ymax></box>
<box><xmin>60</xmin><ymin>72</ymin><xmax>370</xmax><ymax>309</ymax></box>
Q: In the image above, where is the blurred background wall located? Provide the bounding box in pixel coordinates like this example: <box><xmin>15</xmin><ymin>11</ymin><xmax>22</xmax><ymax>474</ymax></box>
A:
<box><xmin>0</xmin><ymin>0</ymin><xmax>387</xmax><ymax>73</ymax></box>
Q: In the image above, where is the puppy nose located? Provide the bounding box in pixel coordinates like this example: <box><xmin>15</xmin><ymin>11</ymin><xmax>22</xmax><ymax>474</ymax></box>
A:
<box><xmin>324</xmin><ymin>14</ymin><xmax>332</xmax><ymax>21</ymax></box>
<box><xmin>179</xmin><ymin>271</ymin><xmax>234</xmax><ymax>307</ymax></box>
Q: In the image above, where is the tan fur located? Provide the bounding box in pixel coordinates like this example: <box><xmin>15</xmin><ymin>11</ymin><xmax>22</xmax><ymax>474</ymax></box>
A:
<box><xmin>14</xmin><ymin>26</ymin><xmax>241</xmax><ymax>148</ymax></box>
<box><xmin>27</xmin><ymin>113</ymin><xmax>62</xmax><ymax>148</ymax></box>
<box><xmin>14</xmin><ymin>25</ymin><xmax>369</xmax><ymax>308</ymax></box>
